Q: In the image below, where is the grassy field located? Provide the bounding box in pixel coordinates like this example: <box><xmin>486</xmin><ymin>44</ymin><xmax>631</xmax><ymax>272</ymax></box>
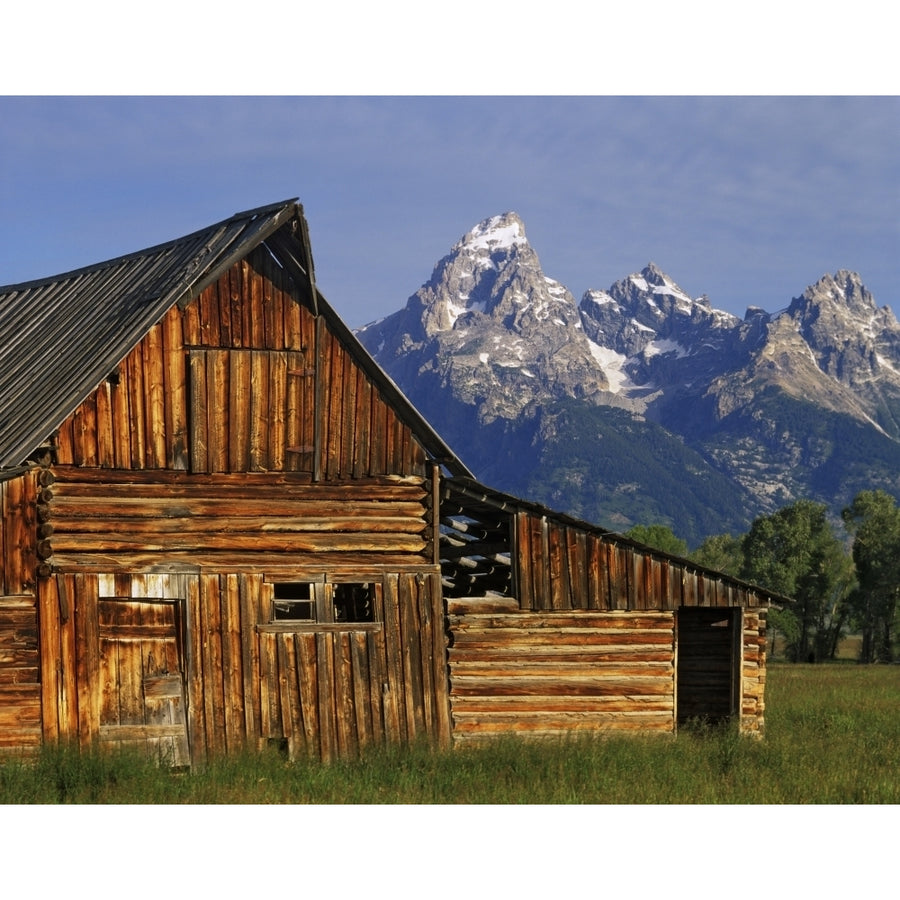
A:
<box><xmin>2</xmin><ymin>662</ymin><xmax>897</xmax><ymax>804</ymax></box>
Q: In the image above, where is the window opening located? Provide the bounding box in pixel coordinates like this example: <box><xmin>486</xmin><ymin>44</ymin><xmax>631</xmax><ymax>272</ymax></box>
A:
<box><xmin>270</xmin><ymin>581</ymin><xmax>377</xmax><ymax>624</ymax></box>
<box><xmin>272</xmin><ymin>582</ymin><xmax>315</xmax><ymax>621</ymax></box>
<box><xmin>333</xmin><ymin>583</ymin><xmax>374</xmax><ymax>623</ymax></box>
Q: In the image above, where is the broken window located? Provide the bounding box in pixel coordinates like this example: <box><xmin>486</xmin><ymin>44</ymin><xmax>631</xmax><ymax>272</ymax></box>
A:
<box><xmin>271</xmin><ymin>581</ymin><xmax>376</xmax><ymax>624</ymax></box>
<box><xmin>272</xmin><ymin>582</ymin><xmax>316</xmax><ymax>621</ymax></box>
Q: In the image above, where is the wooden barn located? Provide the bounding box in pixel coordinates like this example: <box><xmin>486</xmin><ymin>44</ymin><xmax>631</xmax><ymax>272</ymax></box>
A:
<box><xmin>0</xmin><ymin>200</ymin><xmax>786</xmax><ymax>765</ymax></box>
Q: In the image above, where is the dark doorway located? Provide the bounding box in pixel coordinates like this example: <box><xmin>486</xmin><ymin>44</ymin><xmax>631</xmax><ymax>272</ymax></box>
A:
<box><xmin>676</xmin><ymin>607</ymin><xmax>741</xmax><ymax>726</ymax></box>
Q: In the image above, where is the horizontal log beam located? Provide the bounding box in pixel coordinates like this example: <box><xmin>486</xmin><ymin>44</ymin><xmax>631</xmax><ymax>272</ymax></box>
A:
<box><xmin>52</xmin><ymin>532</ymin><xmax>427</xmax><ymax>554</ymax></box>
<box><xmin>54</xmin><ymin>515</ymin><xmax>426</xmax><ymax>535</ymax></box>
<box><xmin>50</xmin><ymin>497</ymin><xmax>426</xmax><ymax>519</ymax></box>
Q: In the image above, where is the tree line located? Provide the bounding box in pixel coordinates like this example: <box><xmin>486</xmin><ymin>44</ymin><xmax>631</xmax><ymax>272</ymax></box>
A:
<box><xmin>626</xmin><ymin>490</ymin><xmax>900</xmax><ymax>664</ymax></box>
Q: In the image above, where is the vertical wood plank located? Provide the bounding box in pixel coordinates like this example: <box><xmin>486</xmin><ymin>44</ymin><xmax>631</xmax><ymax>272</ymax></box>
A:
<box><xmin>221</xmin><ymin>574</ymin><xmax>244</xmax><ymax>752</ymax></box>
<box><xmin>275</xmin><ymin>634</ymin><xmax>296</xmax><ymax>757</ymax></box>
<box><xmin>354</xmin><ymin>369</ymin><xmax>371</xmax><ymax>478</ymax></box>
<box><xmin>58</xmin><ymin>574</ymin><xmax>79</xmax><ymax>740</ymax></box>
<box><xmin>207</xmin><ymin>350</ymin><xmax>229</xmax><ymax>473</ymax></box>
<box><xmin>38</xmin><ymin>576</ymin><xmax>61</xmax><ymax>741</ymax></box>
<box><xmin>215</xmin><ymin>269</ymin><xmax>232</xmax><ymax>347</ymax></box>
<box><xmin>182</xmin><ymin>294</ymin><xmax>202</xmax><ymax>346</ymax></box>
<box><xmin>269</xmin><ymin>350</ymin><xmax>287</xmax><ymax>471</ymax></box>
<box><xmin>342</xmin><ymin>347</ymin><xmax>356</xmax><ymax>477</ymax></box>
<box><xmin>350</xmin><ymin>630</ymin><xmax>373</xmax><ymax>751</ymax></box>
<box><xmin>74</xmin><ymin>572</ymin><xmax>100</xmax><ymax>747</ymax></box>
<box><xmin>366</xmin><ymin>392</ymin><xmax>382</xmax><ymax>476</ymax></box>
<box><xmin>201</xmin><ymin>275</ymin><xmax>221</xmax><ymax>346</ymax></box>
<box><xmin>54</xmin><ymin>417</ymin><xmax>75</xmax><ymax>466</ymax></box>
<box><xmin>316</xmin><ymin>631</ymin><xmax>336</xmax><ymax>762</ymax></box>
<box><xmin>189</xmin><ymin>351</ymin><xmax>209</xmax><ymax>474</ymax></box>
<box><xmin>257</xmin><ymin>631</ymin><xmax>275</xmax><ymax>740</ymax></box>
<box><xmin>398</xmin><ymin>575</ymin><xmax>425</xmax><ymax>740</ymax></box>
<box><xmin>201</xmin><ymin>575</ymin><xmax>226</xmax><ymax>755</ymax></box>
<box><xmin>285</xmin><ymin>353</ymin><xmax>302</xmax><ymax>473</ymax></box>
<box><xmin>225</xmin><ymin>264</ymin><xmax>242</xmax><ymax>347</ymax></box>
<box><xmin>284</xmin><ymin>280</ymin><xmax>302</xmax><ymax>351</ymax></box>
<box><xmin>313</xmin><ymin>314</ymin><xmax>325</xmax><ymax>482</ymax></box>
<box><xmin>249</xmin><ymin>350</ymin><xmax>270</xmax><ymax>472</ymax></box>
<box><xmin>381</xmin><ymin>576</ymin><xmax>406</xmax><ymax>741</ymax></box>
<box><xmin>295</xmin><ymin>632</ymin><xmax>320</xmax><ymax>757</ymax></box>
<box><xmin>240</xmin><ymin>575</ymin><xmax>261</xmax><ymax>748</ymax></box>
<box><xmin>127</xmin><ymin>346</ymin><xmax>146</xmax><ymax>469</ymax></box>
<box><xmin>163</xmin><ymin>306</ymin><xmax>189</xmax><ymax>469</ymax></box>
<box><xmin>109</xmin><ymin>361</ymin><xmax>131</xmax><ymax>469</ymax></box>
<box><xmin>365</xmin><ymin>627</ymin><xmax>387</xmax><ymax>747</ymax></box>
<box><xmin>333</xmin><ymin>631</ymin><xmax>357</xmax><ymax>757</ymax></box>
<box><xmin>72</xmin><ymin>396</ymin><xmax>98</xmax><ymax>467</ymax></box>
<box><xmin>415</xmin><ymin>575</ymin><xmax>435</xmax><ymax>737</ymax></box>
<box><xmin>185</xmin><ymin>573</ymin><xmax>207</xmax><ymax>764</ymax></box>
<box><xmin>228</xmin><ymin>350</ymin><xmax>250</xmax><ymax>472</ymax></box>
<box><xmin>144</xmin><ymin>323</ymin><xmax>167</xmax><ymax>469</ymax></box>
<box><xmin>326</xmin><ymin>335</ymin><xmax>344</xmax><ymax>479</ymax></box>
<box><xmin>515</xmin><ymin>511</ymin><xmax>533</xmax><ymax>611</ymax></box>
<box><xmin>429</xmin><ymin>572</ymin><xmax>452</xmax><ymax>747</ymax></box>
<box><xmin>94</xmin><ymin>381</ymin><xmax>115</xmax><ymax>468</ymax></box>
<box><xmin>247</xmin><ymin>259</ymin><xmax>265</xmax><ymax>347</ymax></box>
<box><xmin>609</xmin><ymin>543</ymin><xmax>629</xmax><ymax>610</ymax></box>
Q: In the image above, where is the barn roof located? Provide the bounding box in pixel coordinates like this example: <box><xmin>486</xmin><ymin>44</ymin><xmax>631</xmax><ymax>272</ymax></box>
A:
<box><xmin>0</xmin><ymin>200</ymin><xmax>472</xmax><ymax>476</ymax></box>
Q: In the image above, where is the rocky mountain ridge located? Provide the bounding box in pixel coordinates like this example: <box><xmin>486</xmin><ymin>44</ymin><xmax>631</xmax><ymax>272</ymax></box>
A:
<box><xmin>357</xmin><ymin>212</ymin><xmax>900</xmax><ymax>545</ymax></box>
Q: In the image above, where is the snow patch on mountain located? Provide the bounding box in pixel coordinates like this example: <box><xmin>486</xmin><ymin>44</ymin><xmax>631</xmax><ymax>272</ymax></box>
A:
<box><xmin>458</xmin><ymin>215</ymin><xmax>525</xmax><ymax>253</ymax></box>
<box><xmin>586</xmin><ymin>340</ymin><xmax>635</xmax><ymax>394</ymax></box>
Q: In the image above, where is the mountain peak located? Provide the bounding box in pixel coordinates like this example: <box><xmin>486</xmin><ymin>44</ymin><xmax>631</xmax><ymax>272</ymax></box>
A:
<box><xmin>796</xmin><ymin>270</ymin><xmax>875</xmax><ymax>315</ymax></box>
<box><xmin>454</xmin><ymin>212</ymin><xmax>528</xmax><ymax>255</ymax></box>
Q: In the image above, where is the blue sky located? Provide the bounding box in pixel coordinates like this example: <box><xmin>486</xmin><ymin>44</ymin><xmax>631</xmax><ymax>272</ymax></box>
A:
<box><xmin>2</xmin><ymin>6</ymin><xmax>897</xmax><ymax>330</ymax></box>
<box><xmin>2</xmin><ymin>95</ymin><xmax>897</xmax><ymax>329</ymax></box>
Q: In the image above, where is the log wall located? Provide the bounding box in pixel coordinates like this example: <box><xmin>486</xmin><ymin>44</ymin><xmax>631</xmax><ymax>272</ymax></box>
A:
<box><xmin>446</xmin><ymin>600</ymin><xmax>677</xmax><ymax>740</ymax></box>
<box><xmin>44</xmin><ymin>468</ymin><xmax>429</xmax><ymax>566</ymax></box>
<box><xmin>446</xmin><ymin>601</ymin><xmax>768</xmax><ymax>740</ymax></box>
<box><xmin>740</xmin><ymin>609</ymin><xmax>767</xmax><ymax>736</ymax></box>
<box><xmin>37</xmin><ymin>570</ymin><xmax>451</xmax><ymax>761</ymax></box>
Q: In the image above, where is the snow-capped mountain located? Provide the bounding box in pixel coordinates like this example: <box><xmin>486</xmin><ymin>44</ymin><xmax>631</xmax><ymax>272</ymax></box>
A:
<box><xmin>356</xmin><ymin>213</ymin><xmax>900</xmax><ymax>545</ymax></box>
<box><xmin>359</xmin><ymin>212</ymin><xmax>608</xmax><ymax>424</ymax></box>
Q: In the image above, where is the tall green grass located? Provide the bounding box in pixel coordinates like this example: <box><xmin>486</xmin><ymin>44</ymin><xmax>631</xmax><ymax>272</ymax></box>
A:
<box><xmin>2</xmin><ymin>663</ymin><xmax>897</xmax><ymax>803</ymax></box>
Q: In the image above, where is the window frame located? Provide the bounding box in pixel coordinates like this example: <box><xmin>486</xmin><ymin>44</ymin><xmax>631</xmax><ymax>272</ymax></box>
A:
<box><xmin>259</xmin><ymin>577</ymin><xmax>381</xmax><ymax>633</ymax></box>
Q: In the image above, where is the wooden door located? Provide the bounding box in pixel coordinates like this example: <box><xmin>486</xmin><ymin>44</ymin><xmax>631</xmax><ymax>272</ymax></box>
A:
<box><xmin>98</xmin><ymin>597</ymin><xmax>190</xmax><ymax>766</ymax></box>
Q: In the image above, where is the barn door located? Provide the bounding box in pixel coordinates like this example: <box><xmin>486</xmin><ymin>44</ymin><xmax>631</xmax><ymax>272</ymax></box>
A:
<box><xmin>676</xmin><ymin>607</ymin><xmax>741</xmax><ymax>727</ymax></box>
<box><xmin>98</xmin><ymin>593</ymin><xmax>190</xmax><ymax>767</ymax></box>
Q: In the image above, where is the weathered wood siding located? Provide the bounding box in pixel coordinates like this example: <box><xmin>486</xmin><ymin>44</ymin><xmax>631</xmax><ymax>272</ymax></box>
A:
<box><xmin>447</xmin><ymin>600</ymin><xmax>677</xmax><ymax>739</ymax></box>
<box><xmin>514</xmin><ymin>508</ymin><xmax>765</xmax><ymax>610</ymax></box>
<box><xmin>444</xmin><ymin>505</ymin><xmax>772</xmax><ymax>740</ymax></box>
<box><xmin>51</xmin><ymin>247</ymin><xmax>428</xmax><ymax>480</ymax></box>
<box><xmin>0</xmin><ymin>473</ymin><xmax>41</xmax><ymax>749</ymax></box>
<box><xmin>37</xmin><ymin>570</ymin><xmax>450</xmax><ymax>761</ymax></box>
<box><xmin>1</xmin><ymin>471</ymin><xmax>39</xmax><ymax>595</ymax></box>
<box><xmin>447</xmin><ymin>601</ymin><xmax>767</xmax><ymax>739</ymax></box>
<box><xmin>0</xmin><ymin>594</ymin><xmax>41</xmax><ymax>748</ymax></box>
<box><xmin>18</xmin><ymin>246</ymin><xmax>449</xmax><ymax>763</ymax></box>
